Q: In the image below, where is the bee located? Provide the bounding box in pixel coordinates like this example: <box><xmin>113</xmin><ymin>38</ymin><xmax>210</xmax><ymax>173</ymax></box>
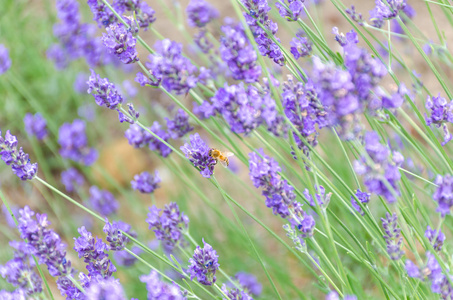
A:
<box><xmin>208</xmin><ymin>148</ymin><xmax>234</xmax><ymax>168</ymax></box>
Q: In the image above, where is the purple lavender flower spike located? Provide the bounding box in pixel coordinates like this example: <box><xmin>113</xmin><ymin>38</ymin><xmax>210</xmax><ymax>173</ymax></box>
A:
<box><xmin>290</xmin><ymin>33</ymin><xmax>312</xmax><ymax>59</ymax></box>
<box><xmin>73</xmin><ymin>226</ymin><xmax>117</xmax><ymax>278</ymax></box>
<box><xmin>346</xmin><ymin>5</ymin><xmax>365</xmax><ymax>26</ymax></box>
<box><xmin>24</xmin><ymin>113</ymin><xmax>48</xmax><ymax>140</ymax></box>
<box><xmin>0</xmin><ymin>241</ymin><xmax>43</xmax><ymax>296</ymax></box>
<box><xmin>148</xmin><ymin>121</ymin><xmax>172</xmax><ymax>158</ymax></box>
<box><xmin>350</xmin><ymin>189</ymin><xmax>370</xmax><ymax>216</ymax></box>
<box><xmin>425</xmin><ymin>94</ymin><xmax>453</xmax><ymax>146</ymax></box>
<box><xmin>194</xmin><ymin>30</ymin><xmax>213</xmax><ymax>53</ymax></box>
<box><xmin>241</xmin><ymin>0</ymin><xmax>285</xmax><ymax>65</ymax></box>
<box><xmin>0</xmin><ymin>290</ymin><xmax>27</xmax><ymax>299</ymax></box>
<box><xmin>61</xmin><ymin>167</ymin><xmax>85</xmax><ymax>192</ymax></box>
<box><xmin>114</xmin><ymin>246</ymin><xmax>142</xmax><ymax>267</ymax></box>
<box><xmin>125</xmin><ymin>123</ymin><xmax>153</xmax><ymax>148</ymax></box>
<box><xmin>222</xmin><ymin>284</ymin><xmax>254</xmax><ymax>300</ymax></box>
<box><xmin>235</xmin><ymin>272</ymin><xmax>262</xmax><ymax>296</ymax></box>
<box><xmin>84</xmin><ymin>277</ymin><xmax>126</xmax><ymax>299</ymax></box>
<box><xmin>188</xmin><ymin>239</ymin><xmax>219</xmax><ymax>286</ymax></box>
<box><xmin>1</xmin><ymin>204</ymin><xmax>18</xmax><ymax>228</ymax></box>
<box><xmin>146</xmin><ymin>202</ymin><xmax>189</xmax><ymax>251</ymax></box>
<box><xmin>144</xmin><ymin>39</ymin><xmax>198</xmax><ymax>95</ymax></box>
<box><xmin>140</xmin><ymin>270</ymin><xmax>187</xmax><ymax>299</ymax></box>
<box><xmin>102</xmin><ymin>23</ymin><xmax>139</xmax><ymax>64</ymax></box>
<box><xmin>131</xmin><ymin>170</ymin><xmax>161</xmax><ymax>194</ymax></box>
<box><xmin>103</xmin><ymin>219</ymin><xmax>129</xmax><ymax>251</ymax></box>
<box><xmin>432</xmin><ymin>174</ymin><xmax>453</xmax><ymax>218</ymax></box>
<box><xmin>166</xmin><ymin>109</ymin><xmax>194</xmax><ymax>139</ymax></box>
<box><xmin>381</xmin><ymin>212</ymin><xmax>404</xmax><ymax>260</ymax></box>
<box><xmin>87</xmin><ymin>70</ymin><xmax>124</xmax><ymax>110</ymax></box>
<box><xmin>118</xmin><ymin>103</ymin><xmax>140</xmax><ymax>124</ymax></box>
<box><xmin>87</xmin><ymin>0</ymin><xmax>117</xmax><ymax>28</ymax></box>
<box><xmin>0</xmin><ymin>130</ymin><xmax>38</xmax><ymax>180</ymax></box>
<box><xmin>425</xmin><ymin>225</ymin><xmax>445</xmax><ymax>251</ymax></box>
<box><xmin>17</xmin><ymin>206</ymin><xmax>73</xmax><ymax>277</ymax></box>
<box><xmin>88</xmin><ymin>186</ymin><xmax>119</xmax><ymax>216</ymax></box>
<box><xmin>369</xmin><ymin>0</ymin><xmax>407</xmax><ymax>28</ymax></box>
<box><xmin>135</xmin><ymin>71</ymin><xmax>161</xmax><ymax>87</ymax></box>
<box><xmin>186</xmin><ymin>0</ymin><xmax>219</xmax><ymax>27</ymax></box>
<box><xmin>219</xmin><ymin>23</ymin><xmax>261</xmax><ymax>83</ymax></box>
<box><xmin>290</xmin><ymin>202</ymin><xmax>316</xmax><ymax>239</ymax></box>
<box><xmin>303</xmin><ymin>185</ymin><xmax>332</xmax><ymax>209</ymax></box>
<box><xmin>181</xmin><ymin>133</ymin><xmax>217</xmax><ymax>178</ymax></box>
<box><xmin>405</xmin><ymin>259</ymin><xmax>420</xmax><ymax>278</ymax></box>
<box><xmin>58</xmin><ymin>119</ymin><xmax>98</xmax><ymax>166</ymax></box>
<box><xmin>354</xmin><ymin>131</ymin><xmax>403</xmax><ymax>203</ymax></box>
<box><xmin>276</xmin><ymin>0</ymin><xmax>305</xmax><ymax>21</ymax></box>
<box><xmin>0</xmin><ymin>44</ymin><xmax>12</xmax><ymax>74</ymax></box>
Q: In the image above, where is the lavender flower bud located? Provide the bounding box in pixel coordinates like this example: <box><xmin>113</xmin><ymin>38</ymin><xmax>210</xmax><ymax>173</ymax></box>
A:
<box><xmin>221</xmin><ymin>284</ymin><xmax>254</xmax><ymax>300</ymax></box>
<box><xmin>87</xmin><ymin>70</ymin><xmax>124</xmax><ymax>110</ymax></box>
<box><xmin>0</xmin><ymin>44</ymin><xmax>12</xmax><ymax>74</ymax></box>
<box><xmin>432</xmin><ymin>174</ymin><xmax>453</xmax><ymax>218</ymax></box>
<box><xmin>181</xmin><ymin>133</ymin><xmax>217</xmax><ymax>178</ymax></box>
<box><xmin>186</xmin><ymin>0</ymin><xmax>219</xmax><ymax>27</ymax></box>
<box><xmin>188</xmin><ymin>240</ymin><xmax>219</xmax><ymax>286</ymax></box>
<box><xmin>102</xmin><ymin>22</ymin><xmax>139</xmax><ymax>64</ymax></box>
<box><xmin>23</xmin><ymin>113</ymin><xmax>48</xmax><ymax>140</ymax></box>
<box><xmin>234</xmin><ymin>272</ymin><xmax>262</xmax><ymax>296</ymax></box>
<box><xmin>140</xmin><ymin>270</ymin><xmax>186</xmax><ymax>299</ymax></box>
<box><xmin>84</xmin><ymin>277</ymin><xmax>126</xmax><ymax>300</ymax></box>
<box><xmin>350</xmin><ymin>189</ymin><xmax>370</xmax><ymax>216</ymax></box>
<box><xmin>424</xmin><ymin>94</ymin><xmax>453</xmax><ymax>146</ymax></box>
<box><xmin>276</xmin><ymin>0</ymin><xmax>305</xmax><ymax>21</ymax></box>
<box><xmin>425</xmin><ymin>225</ymin><xmax>445</xmax><ymax>251</ymax></box>
<box><xmin>103</xmin><ymin>219</ymin><xmax>129</xmax><ymax>251</ymax></box>
<box><xmin>131</xmin><ymin>170</ymin><xmax>161</xmax><ymax>194</ymax></box>
<box><xmin>58</xmin><ymin>119</ymin><xmax>98</xmax><ymax>166</ymax></box>
<box><xmin>165</xmin><ymin>109</ymin><xmax>194</xmax><ymax>139</ymax></box>
<box><xmin>88</xmin><ymin>186</ymin><xmax>119</xmax><ymax>216</ymax></box>
<box><xmin>381</xmin><ymin>212</ymin><xmax>404</xmax><ymax>260</ymax></box>
<box><xmin>60</xmin><ymin>167</ymin><xmax>85</xmax><ymax>192</ymax></box>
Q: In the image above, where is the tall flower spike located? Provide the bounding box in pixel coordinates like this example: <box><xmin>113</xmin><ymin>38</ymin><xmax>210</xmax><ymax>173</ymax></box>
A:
<box><xmin>0</xmin><ymin>130</ymin><xmax>38</xmax><ymax>180</ymax></box>
<box><xmin>58</xmin><ymin>119</ymin><xmax>98</xmax><ymax>166</ymax></box>
<box><xmin>103</xmin><ymin>219</ymin><xmax>129</xmax><ymax>251</ymax></box>
<box><xmin>84</xmin><ymin>277</ymin><xmax>126</xmax><ymax>300</ymax></box>
<box><xmin>290</xmin><ymin>33</ymin><xmax>312</xmax><ymax>59</ymax></box>
<box><xmin>424</xmin><ymin>94</ymin><xmax>453</xmax><ymax>146</ymax></box>
<box><xmin>425</xmin><ymin>225</ymin><xmax>445</xmax><ymax>252</ymax></box>
<box><xmin>87</xmin><ymin>70</ymin><xmax>124</xmax><ymax>110</ymax></box>
<box><xmin>188</xmin><ymin>240</ymin><xmax>219</xmax><ymax>286</ymax></box>
<box><xmin>125</xmin><ymin>123</ymin><xmax>153</xmax><ymax>148</ymax></box>
<box><xmin>276</xmin><ymin>0</ymin><xmax>305</xmax><ymax>21</ymax></box>
<box><xmin>369</xmin><ymin>0</ymin><xmax>407</xmax><ymax>28</ymax></box>
<box><xmin>140</xmin><ymin>270</ymin><xmax>187</xmax><ymax>299</ymax></box>
<box><xmin>23</xmin><ymin>113</ymin><xmax>48</xmax><ymax>140</ymax></box>
<box><xmin>88</xmin><ymin>186</ymin><xmax>119</xmax><ymax>216</ymax></box>
<box><xmin>181</xmin><ymin>133</ymin><xmax>217</xmax><ymax>178</ymax></box>
<box><xmin>102</xmin><ymin>22</ymin><xmax>139</xmax><ymax>64</ymax></box>
<box><xmin>131</xmin><ymin>170</ymin><xmax>161</xmax><ymax>194</ymax></box>
<box><xmin>148</xmin><ymin>121</ymin><xmax>172</xmax><ymax>157</ymax></box>
<box><xmin>303</xmin><ymin>185</ymin><xmax>332</xmax><ymax>209</ymax></box>
<box><xmin>186</xmin><ymin>0</ymin><xmax>219</xmax><ymax>27</ymax></box>
<box><xmin>146</xmin><ymin>202</ymin><xmax>189</xmax><ymax>251</ymax></box>
<box><xmin>221</xmin><ymin>284</ymin><xmax>254</xmax><ymax>300</ymax></box>
<box><xmin>381</xmin><ymin>212</ymin><xmax>404</xmax><ymax>260</ymax></box>
<box><xmin>165</xmin><ymin>109</ymin><xmax>194</xmax><ymax>139</ymax></box>
<box><xmin>234</xmin><ymin>272</ymin><xmax>262</xmax><ymax>296</ymax></box>
<box><xmin>350</xmin><ymin>189</ymin><xmax>370</xmax><ymax>216</ymax></box>
<box><xmin>61</xmin><ymin>167</ymin><xmax>85</xmax><ymax>192</ymax></box>
<box><xmin>432</xmin><ymin>174</ymin><xmax>453</xmax><ymax>218</ymax></box>
<box><xmin>0</xmin><ymin>44</ymin><xmax>12</xmax><ymax>74</ymax></box>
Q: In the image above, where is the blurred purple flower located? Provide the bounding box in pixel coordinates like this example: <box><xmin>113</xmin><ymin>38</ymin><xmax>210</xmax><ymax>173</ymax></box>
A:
<box><xmin>88</xmin><ymin>186</ymin><xmax>119</xmax><ymax>216</ymax></box>
<box><xmin>60</xmin><ymin>167</ymin><xmax>85</xmax><ymax>192</ymax></box>
<box><xmin>58</xmin><ymin>119</ymin><xmax>98</xmax><ymax>166</ymax></box>
<box><xmin>432</xmin><ymin>174</ymin><xmax>453</xmax><ymax>218</ymax></box>
<box><xmin>304</xmin><ymin>185</ymin><xmax>331</xmax><ymax>209</ymax></box>
<box><xmin>131</xmin><ymin>170</ymin><xmax>161</xmax><ymax>194</ymax></box>
<box><xmin>87</xmin><ymin>70</ymin><xmax>124</xmax><ymax>110</ymax></box>
<box><xmin>148</xmin><ymin>121</ymin><xmax>172</xmax><ymax>157</ymax></box>
<box><xmin>0</xmin><ymin>44</ymin><xmax>12</xmax><ymax>74</ymax></box>
<box><xmin>350</xmin><ymin>189</ymin><xmax>370</xmax><ymax>216</ymax></box>
<box><xmin>125</xmin><ymin>123</ymin><xmax>153</xmax><ymax>148</ymax></box>
<box><xmin>221</xmin><ymin>284</ymin><xmax>253</xmax><ymax>300</ymax></box>
<box><xmin>290</xmin><ymin>33</ymin><xmax>312</xmax><ymax>59</ymax></box>
<box><xmin>140</xmin><ymin>270</ymin><xmax>186</xmax><ymax>299</ymax></box>
<box><xmin>381</xmin><ymin>212</ymin><xmax>404</xmax><ymax>260</ymax></box>
<box><xmin>425</xmin><ymin>225</ymin><xmax>445</xmax><ymax>252</ymax></box>
<box><xmin>276</xmin><ymin>0</ymin><xmax>305</xmax><ymax>21</ymax></box>
<box><xmin>84</xmin><ymin>277</ymin><xmax>126</xmax><ymax>300</ymax></box>
<box><xmin>186</xmin><ymin>0</ymin><xmax>219</xmax><ymax>27</ymax></box>
<box><xmin>425</xmin><ymin>94</ymin><xmax>453</xmax><ymax>146</ymax></box>
<box><xmin>235</xmin><ymin>272</ymin><xmax>262</xmax><ymax>296</ymax></box>
<box><xmin>166</xmin><ymin>109</ymin><xmax>194</xmax><ymax>139</ymax></box>
<box><xmin>369</xmin><ymin>0</ymin><xmax>407</xmax><ymax>28</ymax></box>
<box><xmin>24</xmin><ymin>113</ymin><xmax>48</xmax><ymax>140</ymax></box>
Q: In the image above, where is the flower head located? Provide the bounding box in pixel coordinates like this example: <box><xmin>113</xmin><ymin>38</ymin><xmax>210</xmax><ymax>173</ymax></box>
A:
<box><xmin>131</xmin><ymin>170</ymin><xmax>161</xmax><ymax>194</ymax></box>
<box><xmin>140</xmin><ymin>270</ymin><xmax>187</xmax><ymax>299</ymax></box>
<box><xmin>425</xmin><ymin>94</ymin><xmax>453</xmax><ymax>146</ymax></box>
<box><xmin>58</xmin><ymin>119</ymin><xmax>98</xmax><ymax>165</ymax></box>
<box><xmin>221</xmin><ymin>284</ymin><xmax>254</xmax><ymax>300</ymax></box>
<box><xmin>87</xmin><ymin>70</ymin><xmax>124</xmax><ymax>110</ymax></box>
<box><xmin>88</xmin><ymin>186</ymin><xmax>119</xmax><ymax>216</ymax></box>
<box><xmin>148</xmin><ymin>121</ymin><xmax>172</xmax><ymax>158</ymax></box>
<box><xmin>303</xmin><ymin>185</ymin><xmax>332</xmax><ymax>209</ymax></box>
<box><xmin>181</xmin><ymin>133</ymin><xmax>217</xmax><ymax>178</ymax></box>
<box><xmin>146</xmin><ymin>202</ymin><xmax>189</xmax><ymax>251</ymax></box>
<box><xmin>0</xmin><ymin>44</ymin><xmax>12</xmax><ymax>74</ymax></box>
<box><xmin>61</xmin><ymin>167</ymin><xmax>85</xmax><ymax>192</ymax></box>
<box><xmin>125</xmin><ymin>123</ymin><xmax>153</xmax><ymax>148</ymax></box>
<box><xmin>350</xmin><ymin>189</ymin><xmax>370</xmax><ymax>216</ymax></box>
<box><xmin>102</xmin><ymin>23</ymin><xmax>138</xmax><ymax>64</ymax></box>
<box><xmin>432</xmin><ymin>174</ymin><xmax>453</xmax><ymax>218</ymax></box>
<box><xmin>0</xmin><ymin>130</ymin><xmax>38</xmax><ymax>180</ymax></box>
<box><xmin>166</xmin><ymin>109</ymin><xmax>194</xmax><ymax>139</ymax></box>
<box><xmin>188</xmin><ymin>240</ymin><xmax>219</xmax><ymax>285</ymax></box>
<box><xmin>370</xmin><ymin>0</ymin><xmax>407</xmax><ymax>28</ymax></box>
<box><xmin>234</xmin><ymin>272</ymin><xmax>262</xmax><ymax>296</ymax></box>
<box><xmin>425</xmin><ymin>225</ymin><xmax>445</xmax><ymax>251</ymax></box>
<box><xmin>381</xmin><ymin>212</ymin><xmax>404</xmax><ymax>260</ymax></box>
<box><xmin>290</xmin><ymin>33</ymin><xmax>312</xmax><ymax>59</ymax></box>
<box><xmin>103</xmin><ymin>219</ymin><xmax>129</xmax><ymax>251</ymax></box>
<box><xmin>186</xmin><ymin>0</ymin><xmax>219</xmax><ymax>27</ymax></box>
<box><xmin>85</xmin><ymin>277</ymin><xmax>126</xmax><ymax>300</ymax></box>
<box><xmin>23</xmin><ymin>113</ymin><xmax>48</xmax><ymax>140</ymax></box>
<box><xmin>276</xmin><ymin>0</ymin><xmax>305</xmax><ymax>21</ymax></box>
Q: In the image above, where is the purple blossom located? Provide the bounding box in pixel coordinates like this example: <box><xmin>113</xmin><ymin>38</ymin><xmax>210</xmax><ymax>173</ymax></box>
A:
<box><xmin>113</xmin><ymin>246</ymin><xmax>142</xmax><ymax>267</ymax></box>
<box><xmin>0</xmin><ymin>290</ymin><xmax>27</xmax><ymax>299</ymax></box>
<box><xmin>188</xmin><ymin>240</ymin><xmax>219</xmax><ymax>286</ymax></box>
<box><xmin>290</xmin><ymin>202</ymin><xmax>316</xmax><ymax>239</ymax></box>
<box><xmin>140</xmin><ymin>270</ymin><xmax>187</xmax><ymax>299</ymax></box>
<box><xmin>125</xmin><ymin>123</ymin><xmax>153</xmax><ymax>148</ymax></box>
<box><xmin>103</xmin><ymin>219</ymin><xmax>129</xmax><ymax>251</ymax></box>
<box><xmin>58</xmin><ymin>119</ymin><xmax>98</xmax><ymax>166</ymax></box>
<box><xmin>87</xmin><ymin>0</ymin><xmax>117</xmax><ymax>27</ymax></box>
<box><xmin>221</xmin><ymin>284</ymin><xmax>253</xmax><ymax>300</ymax></box>
<box><xmin>73</xmin><ymin>226</ymin><xmax>116</xmax><ymax>279</ymax></box>
<box><xmin>235</xmin><ymin>272</ymin><xmax>262</xmax><ymax>296</ymax></box>
<box><xmin>186</xmin><ymin>0</ymin><xmax>219</xmax><ymax>27</ymax></box>
<box><xmin>350</xmin><ymin>189</ymin><xmax>370</xmax><ymax>215</ymax></box>
<box><xmin>148</xmin><ymin>121</ymin><xmax>172</xmax><ymax>158</ymax></box>
<box><xmin>131</xmin><ymin>170</ymin><xmax>161</xmax><ymax>194</ymax></box>
<box><xmin>326</xmin><ymin>291</ymin><xmax>358</xmax><ymax>300</ymax></box>
<box><xmin>369</xmin><ymin>0</ymin><xmax>407</xmax><ymax>28</ymax></box>
<box><xmin>181</xmin><ymin>133</ymin><xmax>217</xmax><ymax>178</ymax></box>
<box><xmin>425</xmin><ymin>94</ymin><xmax>453</xmax><ymax>146</ymax></box>
<box><xmin>405</xmin><ymin>259</ymin><xmax>420</xmax><ymax>278</ymax></box>
<box><xmin>144</xmin><ymin>39</ymin><xmax>198</xmax><ymax>95</ymax></box>
<box><xmin>219</xmin><ymin>24</ymin><xmax>261</xmax><ymax>83</ymax></box>
<box><xmin>194</xmin><ymin>30</ymin><xmax>213</xmax><ymax>53</ymax></box>
<box><xmin>290</xmin><ymin>33</ymin><xmax>312</xmax><ymax>59</ymax></box>
<box><xmin>276</xmin><ymin>0</ymin><xmax>305</xmax><ymax>21</ymax></box>
<box><xmin>354</xmin><ymin>131</ymin><xmax>403</xmax><ymax>203</ymax></box>
<box><xmin>74</xmin><ymin>72</ymin><xmax>89</xmax><ymax>93</ymax></box>
<box><xmin>303</xmin><ymin>185</ymin><xmax>332</xmax><ymax>209</ymax></box>
<box><xmin>241</xmin><ymin>0</ymin><xmax>285</xmax><ymax>65</ymax></box>
<box><xmin>60</xmin><ymin>168</ymin><xmax>85</xmax><ymax>192</ymax></box>
<box><xmin>146</xmin><ymin>202</ymin><xmax>189</xmax><ymax>251</ymax></box>
<box><xmin>0</xmin><ymin>241</ymin><xmax>42</xmax><ymax>296</ymax></box>
<box><xmin>425</xmin><ymin>225</ymin><xmax>445</xmax><ymax>251</ymax></box>
<box><xmin>102</xmin><ymin>22</ymin><xmax>139</xmax><ymax>64</ymax></box>
<box><xmin>2</xmin><ymin>204</ymin><xmax>18</xmax><ymax>228</ymax></box>
<box><xmin>23</xmin><ymin>113</ymin><xmax>48</xmax><ymax>140</ymax></box>
<box><xmin>345</xmin><ymin>5</ymin><xmax>364</xmax><ymax>26</ymax></box>
<box><xmin>17</xmin><ymin>206</ymin><xmax>72</xmax><ymax>277</ymax></box>
<box><xmin>166</xmin><ymin>109</ymin><xmax>194</xmax><ymax>139</ymax></box>
<box><xmin>84</xmin><ymin>277</ymin><xmax>126</xmax><ymax>300</ymax></box>
<box><xmin>0</xmin><ymin>44</ymin><xmax>11</xmax><ymax>74</ymax></box>
<box><xmin>118</xmin><ymin>103</ymin><xmax>140</xmax><ymax>124</ymax></box>
<box><xmin>432</xmin><ymin>174</ymin><xmax>453</xmax><ymax>218</ymax></box>
<box><xmin>87</xmin><ymin>70</ymin><xmax>124</xmax><ymax>110</ymax></box>
<box><xmin>88</xmin><ymin>186</ymin><xmax>119</xmax><ymax>216</ymax></box>
<box><xmin>135</xmin><ymin>71</ymin><xmax>161</xmax><ymax>87</ymax></box>
<box><xmin>0</xmin><ymin>130</ymin><xmax>38</xmax><ymax>180</ymax></box>
<box><xmin>381</xmin><ymin>212</ymin><xmax>404</xmax><ymax>260</ymax></box>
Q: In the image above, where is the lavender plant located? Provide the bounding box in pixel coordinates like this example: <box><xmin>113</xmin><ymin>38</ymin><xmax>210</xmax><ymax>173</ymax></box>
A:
<box><xmin>2</xmin><ymin>0</ymin><xmax>453</xmax><ymax>299</ymax></box>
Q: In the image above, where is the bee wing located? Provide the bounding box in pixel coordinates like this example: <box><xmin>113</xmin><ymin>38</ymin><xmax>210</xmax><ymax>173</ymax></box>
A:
<box><xmin>219</xmin><ymin>159</ymin><xmax>228</xmax><ymax>168</ymax></box>
<box><xmin>224</xmin><ymin>152</ymin><xmax>234</xmax><ymax>157</ymax></box>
